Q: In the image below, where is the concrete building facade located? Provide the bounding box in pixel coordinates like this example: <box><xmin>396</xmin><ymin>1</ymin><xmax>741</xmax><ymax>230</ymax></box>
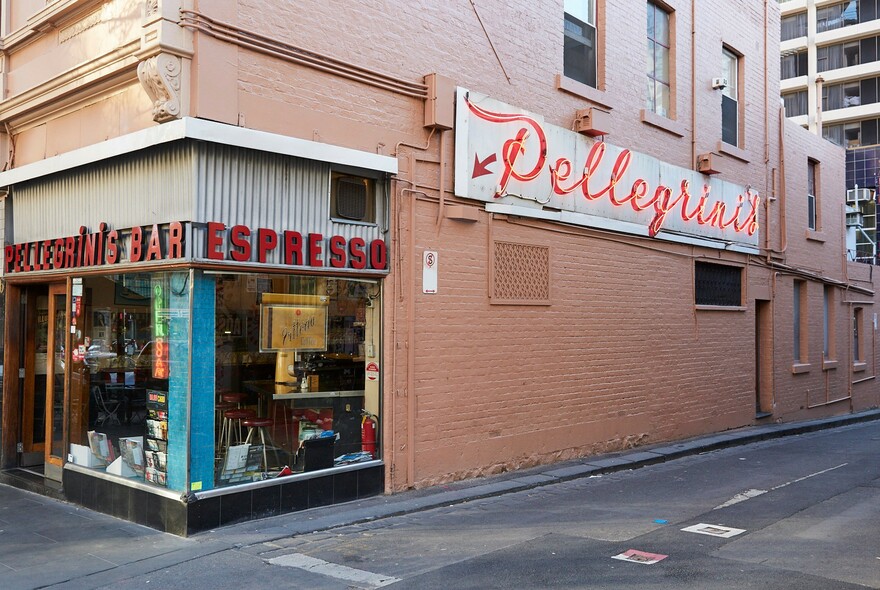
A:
<box><xmin>0</xmin><ymin>0</ymin><xmax>876</xmax><ymax>534</ymax></box>
<box><xmin>780</xmin><ymin>0</ymin><xmax>880</xmax><ymax>261</ymax></box>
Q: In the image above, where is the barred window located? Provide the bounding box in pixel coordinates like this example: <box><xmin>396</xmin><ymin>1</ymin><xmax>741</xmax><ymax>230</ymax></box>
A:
<box><xmin>695</xmin><ymin>261</ymin><xmax>742</xmax><ymax>307</ymax></box>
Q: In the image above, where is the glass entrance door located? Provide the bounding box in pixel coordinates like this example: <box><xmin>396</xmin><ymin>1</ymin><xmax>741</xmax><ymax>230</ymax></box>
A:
<box><xmin>19</xmin><ymin>283</ymin><xmax>67</xmax><ymax>480</ymax></box>
<box><xmin>44</xmin><ymin>284</ymin><xmax>68</xmax><ymax>479</ymax></box>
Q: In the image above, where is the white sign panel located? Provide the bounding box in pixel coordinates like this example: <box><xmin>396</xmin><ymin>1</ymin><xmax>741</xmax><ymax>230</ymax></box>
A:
<box><xmin>454</xmin><ymin>88</ymin><xmax>760</xmax><ymax>251</ymax></box>
<box><xmin>422</xmin><ymin>250</ymin><xmax>438</xmax><ymax>294</ymax></box>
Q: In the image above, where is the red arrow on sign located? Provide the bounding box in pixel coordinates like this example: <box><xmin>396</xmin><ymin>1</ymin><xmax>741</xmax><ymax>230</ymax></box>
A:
<box><xmin>472</xmin><ymin>152</ymin><xmax>497</xmax><ymax>178</ymax></box>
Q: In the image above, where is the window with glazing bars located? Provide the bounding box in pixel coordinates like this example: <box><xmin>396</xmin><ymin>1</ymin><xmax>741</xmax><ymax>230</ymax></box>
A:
<box><xmin>646</xmin><ymin>2</ymin><xmax>671</xmax><ymax>117</ymax></box>
<box><xmin>564</xmin><ymin>0</ymin><xmax>597</xmax><ymax>88</ymax></box>
<box><xmin>721</xmin><ymin>48</ymin><xmax>739</xmax><ymax>146</ymax></box>
<box><xmin>807</xmin><ymin>160</ymin><xmax>817</xmax><ymax>230</ymax></box>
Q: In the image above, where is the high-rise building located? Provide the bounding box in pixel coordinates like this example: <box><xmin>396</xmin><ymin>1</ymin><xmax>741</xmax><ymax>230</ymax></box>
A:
<box><xmin>781</xmin><ymin>0</ymin><xmax>880</xmax><ymax>262</ymax></box>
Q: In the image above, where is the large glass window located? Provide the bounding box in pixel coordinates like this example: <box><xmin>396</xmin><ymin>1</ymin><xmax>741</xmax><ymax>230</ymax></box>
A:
<box><xmin>564</xmin><ymin>0</ymin><xmax>597</xmax><ymax>87</ymax></box>
<box><xmin>66</xmin><ymin>270</ymin><xmax>383</xmax><ymax>493</ymax></box>
<box><xmin>817</xmin><ymin>1</ymin><xmax>859</xmax><ymax>33</ymax></box>
<box><xmin>213</xmin><ymin>274</ymin><xmax>380</xmax><ymax>488</ymax></box>
<box><xmin>646</xmin><ymin>1</ymin><xmax>671</xmax><ymax>117</ymax></box>
<box><xmin>817</xmin><ymin>40</ymin><xmax>862</xmax><ymax>72</ymax></box>
<box><xmin>67</xmin><ymin>272</ymin><xmax>185</xmax><ymax>491</ymax></box>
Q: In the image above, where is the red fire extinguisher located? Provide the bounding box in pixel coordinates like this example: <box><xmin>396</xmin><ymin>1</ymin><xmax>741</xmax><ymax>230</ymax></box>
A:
<box><xmin>361</xmin><ymin>410</ymin><xmax>378</xmax><ymax>458</ymax></box>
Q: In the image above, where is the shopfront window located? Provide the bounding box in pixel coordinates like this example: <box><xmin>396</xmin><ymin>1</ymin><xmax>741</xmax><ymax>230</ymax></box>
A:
<box><xmin>64</xmin><ymin>269</ymin><xmax>381</xmax><ymax>493</ymax></box>
<box><xmin>67</xmin><ymin>272</ymin><xmax>188</xmax><ymax>491</ymax></box>
<box><xmin>212</xmin><ymin>273</ymin><xmax>380</xmax><ymax>488</ymax></box>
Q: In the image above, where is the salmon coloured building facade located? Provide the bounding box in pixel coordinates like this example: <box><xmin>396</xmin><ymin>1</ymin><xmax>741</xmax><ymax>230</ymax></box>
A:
<box><xmin>0</xmin><ymin>0</ymin><xmax>876</xmax><ymax>535</ymax></box>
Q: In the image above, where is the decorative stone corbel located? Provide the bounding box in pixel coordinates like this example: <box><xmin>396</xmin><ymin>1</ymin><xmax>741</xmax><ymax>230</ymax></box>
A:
<box><xmin>137</xmin><ymin>53</ymin><xmax>181</xmax><ymax>122</ymax></box>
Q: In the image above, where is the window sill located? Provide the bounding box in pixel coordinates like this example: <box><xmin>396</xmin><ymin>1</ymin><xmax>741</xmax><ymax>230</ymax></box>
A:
<box><xmin>805</xmin><ymin>229</ymin><xmax>826</xmax><ymax>243</ymax></box>
<box><xmin>640</xmin><ymin>109</ymin><xmax>685</xmax><ymax>137</ymax></box>
<box><xmin>791</xmin><ymin>363</ymin><xmax>811</xmax><ymax>374</ymax></box>
<box><xmin>853</xmin><ymin>361</ymin><xmax>868</xmax><ymax>373</ymax></box>
<box><xmin>823</xmin><ymin>359</ymin><xmax>838</xmax><ymax>371</ymax></box>
<box><xmin>555</xmin><ymin>74</ymin><xmax>612</xmax><ymax>110</ymax></box>
<box><xmin>716</xmin><ymin>141</ymin><xmax>750</xmax><ymax>163</ymax></box>
<box><xmin>695</xmin><ymin>304</ymin><xmax>747</xmax><ymax>312</ymax></box>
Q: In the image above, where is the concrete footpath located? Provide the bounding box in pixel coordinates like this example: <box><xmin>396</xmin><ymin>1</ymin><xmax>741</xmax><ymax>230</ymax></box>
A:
<box><xmin>2</xmin><ymin>409</ymin><xmax>879</xmax><ymax>589</ymax></box>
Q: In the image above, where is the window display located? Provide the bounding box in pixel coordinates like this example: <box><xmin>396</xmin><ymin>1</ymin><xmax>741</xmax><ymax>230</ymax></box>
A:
<box><xmin>64</xmin><ymin>270</ymin><xmax>381</xmax><ymax>494</ymax></box>
<box><xmin>67</xmin><ymin>272</ymin><xmax>184</xmax><ymax>491</ymax></box>
<box><xmin>212</xmin><ymin>274</ymin><xmax>380</xmax><ymax>487</ymax></box>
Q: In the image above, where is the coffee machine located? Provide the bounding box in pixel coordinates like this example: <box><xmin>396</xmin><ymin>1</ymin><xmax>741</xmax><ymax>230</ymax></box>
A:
<box><xmin>275</xmin><ymin>350</ymin><xmax>299</xmax><ymax>386</ymax></box>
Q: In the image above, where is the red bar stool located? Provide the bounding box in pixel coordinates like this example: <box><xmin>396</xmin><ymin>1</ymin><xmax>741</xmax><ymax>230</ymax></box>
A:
<box><xmin>242</xmin><ymin>417</ymin><xmax>279</xmax><ymax>472</ymax></box>
<box><xmin>221</xmin><ymin>391</ymin><xmax>262</xmax><ymax>416</ymax></box>
<box><xmin>215</xmin><ymin>401</ymin><xmax>236</xmax><ymax>447</ymax></box>
<box><xmin>220</xmin><ymin>392</ymin><xmax>249</xmax><ymax>407</ymax></box>
<box><xmin>221</xmin><ymin>408</ymin><xmax>256</xmax><ymax>455</ymax></box>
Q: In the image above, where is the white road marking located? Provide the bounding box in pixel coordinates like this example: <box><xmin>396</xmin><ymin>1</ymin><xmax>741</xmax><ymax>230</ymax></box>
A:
<box><xmin>713</xmin><ymin>463</ymin><xmax>849</xmax><ymax>510</ymax></box>
<box><xmin>269</xmin><ymin>553</ymin><xmax>401</xmax><ymax>588</ymax></box>
<box><xmin>770</xmin><ymin>463</ymin><xmax>848</xmax><ymax>490</ymax></box>
<box><xmin>714</xmin><ymin>488</ymin><xmax>767</xmax><ymax>510</ymax></box>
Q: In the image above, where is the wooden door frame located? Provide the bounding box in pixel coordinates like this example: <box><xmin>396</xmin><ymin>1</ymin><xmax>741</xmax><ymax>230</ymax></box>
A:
<box><xmin>0</xmin><ymin>281</ymin><xmax>68</xmax><ymax>471</ymax></box>
<box><xmin>44</xmin><ymin>283</ymin><xmax>68</xmax><ymax>469</ymax></box>
<box><xmin>1</xmin><ymin>284</ymin><xmax>21</xmax><ymax>469</ymax></box>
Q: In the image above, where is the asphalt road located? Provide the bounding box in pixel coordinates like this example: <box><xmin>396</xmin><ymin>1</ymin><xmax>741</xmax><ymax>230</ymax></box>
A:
<box><xmin>240</xmin><ymin>420</ymin><xmax>880</xmax><ymax>589</ymax></box>
<box><xmin>4</xmin><ymin>420</ymin><xmax>879</xmax><ymax>589</ymax></box>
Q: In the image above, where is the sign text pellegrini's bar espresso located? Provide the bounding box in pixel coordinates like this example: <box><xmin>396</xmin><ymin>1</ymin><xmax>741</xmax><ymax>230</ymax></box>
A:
<box><xmin>4</xmin><ymin>221</ymin><xmax>388</xmax><ymax>273</ymax></box>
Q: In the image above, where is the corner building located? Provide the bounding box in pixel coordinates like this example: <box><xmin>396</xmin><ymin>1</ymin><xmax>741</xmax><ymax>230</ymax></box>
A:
<box><xmin>0</xmin><ymin>0</ymin><xmax>875</xmax><ymax>535</ymax></box>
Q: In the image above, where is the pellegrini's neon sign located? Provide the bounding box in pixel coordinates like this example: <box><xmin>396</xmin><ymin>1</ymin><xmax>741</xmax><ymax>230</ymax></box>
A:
<box><xmin>454</xmin><ymin>89</ymin><xmax>759</xmax><ymax>248</ymax></box>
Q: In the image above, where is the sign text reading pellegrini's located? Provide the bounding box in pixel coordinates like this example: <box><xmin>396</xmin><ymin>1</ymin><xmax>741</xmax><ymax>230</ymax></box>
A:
<box><xmin>5</xmin><ymin>222</ymin><xmax>185</xmax><ymax>274</ymax></box>
<box><xmin>454</xmin><ymin>88</ymin><xmax>760</xmax><ymax>249</ymax></box>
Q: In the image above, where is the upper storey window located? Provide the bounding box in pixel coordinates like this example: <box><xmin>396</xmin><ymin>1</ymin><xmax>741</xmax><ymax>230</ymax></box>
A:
<box><xmin>721</xmin><ymin>47</ymin><xmax>740</xmax><ymax>146</ymax></box>
<box><xmin>781</xmin><ymin>12</ymin><xmax>808</xmax><ymax>41</ymax></box>
<box><xmin>817</xmin><ymin>40</ymin><xmax>862</xmax><ymax>72</ymax></box>
<box><xmin>781</xmin><ymin>50</ymin><xmax>808</xmax><ymax>79</ymax></box>
<box><xmin>817</xmin><ymin>1</ymin><xmax>858</xmax><ymax>33</ymax></box>
<box><xmin>646</xmin><ymin>1</ymin><xmax>671</xmax><ymax>117</ymax></box>
<box><xmin>564</xmin><ymin>0</ymin><xmax>597</xmax><ymax>88</ymax></box>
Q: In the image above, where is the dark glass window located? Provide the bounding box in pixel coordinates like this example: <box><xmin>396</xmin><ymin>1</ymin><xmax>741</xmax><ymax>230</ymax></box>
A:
<box><xmin>722</xmin><ymin>48</ymin><xmax>739</xmax><ymax>146</ymax></box>
<box><xmin>564</xmin><ymin>1</ymin><xmax>597</xmax><ymax>88</ymax></box>
<box><xmin>863</xmin><ymin>118</ymin><xmax>879</xmax><ymax>145</ymax></box>
<box><xmin>782</xmin><ymin>90</ymin><xmax>808</xmax><ymax>117</ymax></box>
<box><xmin>781</xmin><ymin>51</ymin><xmax>808</xmax><ymax>79</ymax></box>
<box><xmin>695</xmin><ymin>262</ymin><xmax>742</xmax><ymax>307</ymax></box>
<box><xmin>862</xmin><ymin>36</ymin><xmax>878</xmax><ymax>63</ymax></box>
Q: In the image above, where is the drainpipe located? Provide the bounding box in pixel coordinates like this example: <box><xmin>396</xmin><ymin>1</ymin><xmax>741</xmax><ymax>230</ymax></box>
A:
<box><xmin>690</xmin><ymin>2</ymin><xmax>697</xmax><ymax>170</ymax></box>
<box><xmin>815</xmin><ymin>75</ymin><xmax>825</xmax><ymax>138</ymax></box>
